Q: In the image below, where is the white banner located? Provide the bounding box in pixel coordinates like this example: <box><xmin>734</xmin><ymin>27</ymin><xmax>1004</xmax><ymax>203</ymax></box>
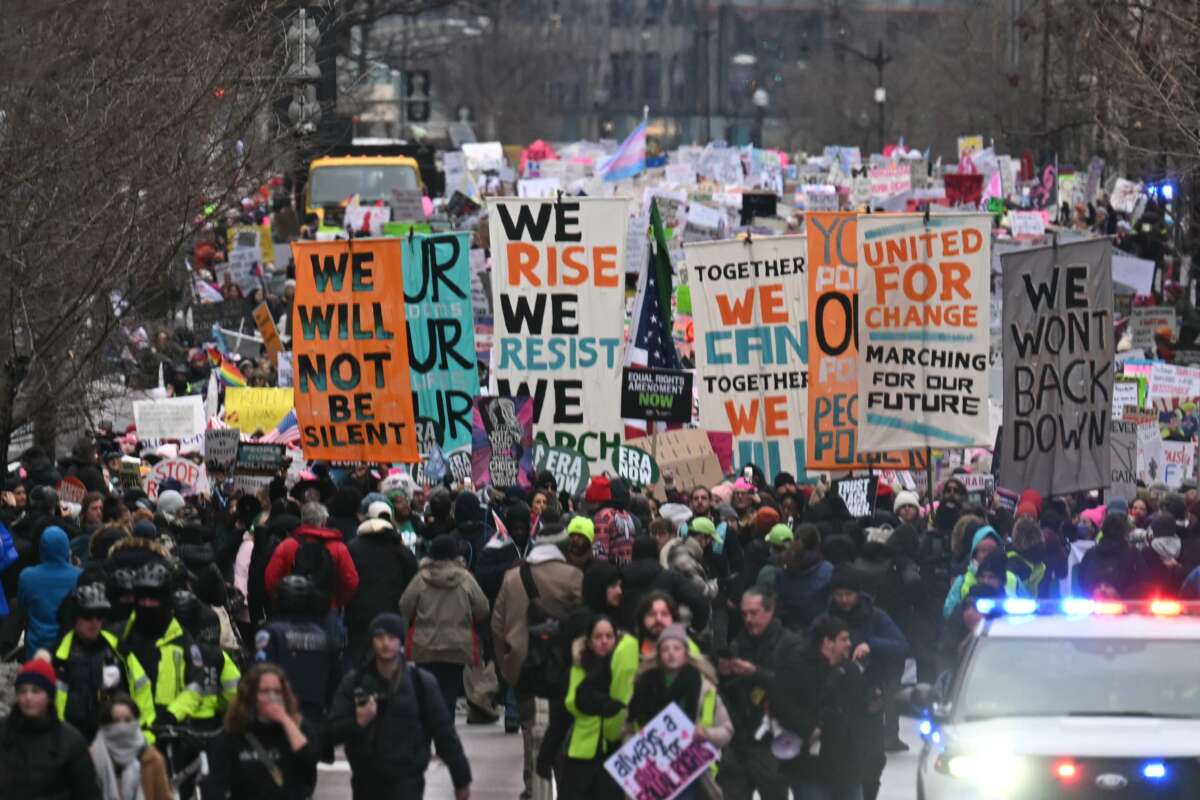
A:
<box><xmin>1130</xmin><ymin>307</ymin><xmax>1177</xmax><ymax>350</ymax></box>
<box><xmin>488</xmin><ymin>197</ymin><xmax>629</xmax><ymax>467</ymax></box>
<box><xmin>1163</xmin><ymin>440</ymin><xmax>1198</xmax><ymax>490</ymax></box>
<box><xmin>856</xmin><ymin>213</ymin><xmax>991</xmax><ymax>451</ymax></box>
<box><xmin>686</xmin><ymin>235</ymin><xmax>808</xmax><ymax>478</ymax></box>
<box><xmin>1148</xmin><ymin>363</ymin><xmax>1200</xmax><ymax>401</ymax></box>
<box><xmin>133</xmin><ymin>395</ymin><xmax>206</xmax><ymax>441</ymax></box>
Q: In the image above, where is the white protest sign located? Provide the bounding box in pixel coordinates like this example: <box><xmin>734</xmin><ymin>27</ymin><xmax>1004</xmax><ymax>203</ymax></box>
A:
<box><xmin>344</xmin><ymin>205</ymin><xmax>390</xmax><ymax>235</ymax></box>
<box><xmin>625</xmin><ymin>210</ymin><xmax>650</xmax><ymax>275</ymax></box>
<box><xmin>1163</xmin><ymin>440</ymin><xmax>1198</xmax><ymax>490</ymax></box>
<box><xmin>868</xmin><ymin>163</ymin><xmax>911</xmax><ymax>202</ymax></box>
<box><xmin>1130</xmin><ymin>307</ymin><xmax>1177</xmax><ymax>350</ymax></box>
<box><xmin>143</xmin><ymin>457</ymin><xmax>210</xmax><ymax>501</ymax></box>
<box><xmin>1147</xmin><ymin>363</ymin><xmax>1200</xmax><ymax>401</ymax></box>
<box><xmin>517</xmin><ymin>177</ymin><xmax>562</xmax><ymax>198</ymax></box>
<box><xmin>1137</xmin><ymin>422</ymin><xmax>1167</xmax><ymax>485</ymax></box>
<box><xmin>685</xmin><ymin>203</ymin><xmax>723</xmax><ymax>231</ymax></box>
<box><xmin>603</xmin><ymin>702</ymin><xmax>717</xmax><ymax>800</ymax></box>
<box><xmin>1008</xmin><ymin>210</ymin><xmax>1046</xmax><ymax>239</ymax></box>
<box><xmin>665</xmin><ymin>163</ymin><xmax>696</xmax><ymax>186</ymax></box>
<box><xmin>204</xmin><ymin>428</ymin><xmax>241</xmax><ymax>471</ymax></box>
<box><xmin>1112</xmin><ymin>381</ymin><xmax>1140</xmax><ymax>416</ymax></box>
<box><xmin>803</xmin><ymin>185</ymin><xmax>839</xmax><ymax>212</ymax></box>
<box><xmin>1111</xmin><ymin>179</ymin><xmax>1140</xmax><ymax>214</ymax></box>
<box><xmin>462</xmin><ymin>141</ymin><xmax>505</xmax><ymax>172</ymax></box>
<box><xmin>1110</xmin><ymin>419</ymin><xmax>1137</xmax><ymax>500</ymax></box>
<box><xmin>133</xmin><ymin>395</ymin><xmax>206</xmax><ymax>440</ymax></box>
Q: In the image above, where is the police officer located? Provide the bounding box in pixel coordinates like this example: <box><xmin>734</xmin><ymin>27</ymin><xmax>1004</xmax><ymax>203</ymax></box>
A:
<box><xmin>52</xmin><ymin>581</ymin><xmax>130</xmax><ymax>740</ymax></box>
<box><xmin>172</xmin><ymin>590</ymin><xmax>240</xmax><ymax>731</ymax></box>
<box><xmin>255</xmin><ymin>575</ymin><xmax>339</xmax><ymax>721</ymax></box>
<box><xmin>118</xmin><ymin>560</ymin><xmax>204</xmax><ymax>732</ymax></box>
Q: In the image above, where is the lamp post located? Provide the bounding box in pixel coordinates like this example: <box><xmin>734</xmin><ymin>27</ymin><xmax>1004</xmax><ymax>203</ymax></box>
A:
<box><xmin>752</xmin><ymin>86</ymin><xmax>769</xmax><ymax>147</ymax></box>
<box><xmin>833</xmin><ymin>38</ymin><xmax>891</xmax><ymax>151</ymax></box>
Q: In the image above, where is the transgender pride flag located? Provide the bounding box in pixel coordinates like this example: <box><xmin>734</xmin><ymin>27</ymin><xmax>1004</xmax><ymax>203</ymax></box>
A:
<box><xmin>599</xmin><ymin>120</ymin><xmax>647</xmax><ymax>182</ymax></box>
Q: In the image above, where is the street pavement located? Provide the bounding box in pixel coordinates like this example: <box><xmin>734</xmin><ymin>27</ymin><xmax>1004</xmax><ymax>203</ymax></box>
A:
<box><xmin>314</xmin><ymin>714</ymin><xmax>922</xmax><ymax>799</ymax></box>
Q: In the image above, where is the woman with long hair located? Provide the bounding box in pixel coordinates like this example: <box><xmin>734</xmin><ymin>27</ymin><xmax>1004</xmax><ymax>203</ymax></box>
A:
<box><xmin>90</xmin><ymin>693</ymin><xmax>172</xmax><ymax>800</ymax></box>
<box><xmin>204</xmin><ymin>663</ymin><xmax>317</xmax><ymax>800</ymax></box>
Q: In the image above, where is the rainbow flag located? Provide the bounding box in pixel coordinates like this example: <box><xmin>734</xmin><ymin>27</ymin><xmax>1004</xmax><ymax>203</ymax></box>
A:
<box><xmin>599</xmin><ymin>120</ymin><xmax>647</xmax><ymax>182</ymax></box>
<box><xmin>206</xmin><ymin>347</ymin><xmax>246</xmax><ymax>388</ymax></box>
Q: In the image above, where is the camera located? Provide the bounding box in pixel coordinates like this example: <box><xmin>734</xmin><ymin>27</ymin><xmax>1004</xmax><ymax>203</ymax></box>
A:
<box><xmin>353</xmin><ymin>688</ymin><xmax>375</xmax><ymax>708</ymax></box>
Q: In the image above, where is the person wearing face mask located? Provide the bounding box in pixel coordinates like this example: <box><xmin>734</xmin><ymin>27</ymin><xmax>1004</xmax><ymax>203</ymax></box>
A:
<box><xmin>560</xmin><ymin>615</ymin><xmax>634</xmax><ymax>800</ymax></box>
<box><xmin>942</xmin><ymin>526</ymin><xmax>1027</xmax><ymax>618</ymax></box>
<box><xmin>203</xmin><ymin>664</ymin><xmax>318</xmax><ymax>800</ymax></box>
<box><xmin>90</xmin><ymin>694</ymin><xmax>172</xmax><ymax>800</ymax></box>
<box><xmin>53</xmin><ymin>582</ymin><xmax>130</xmax><ymax>742</ymax></box>
<box><xmin>0</xmin><ymin>655</ymin><xmax>100</xmax><ymax>799</ymax></box>
<box><xmin>627</xmin><ymin>624</ymin><xmax>732</xmax><ymax>800</ymax></box>
<box><xmin>118</xmin><ymin>561</ymin><xmax>204</xmax><ymax>732</ymax></box>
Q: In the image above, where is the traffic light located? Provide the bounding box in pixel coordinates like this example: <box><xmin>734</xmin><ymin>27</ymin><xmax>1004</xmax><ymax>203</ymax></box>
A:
<box><xmin>405</xmin><ymin>70</ymin><xmax>431</xmax><ymax>123</ymax></box>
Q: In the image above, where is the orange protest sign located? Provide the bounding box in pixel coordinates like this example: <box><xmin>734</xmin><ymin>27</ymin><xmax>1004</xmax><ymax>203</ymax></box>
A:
<box><xmin>252</xmin><ymin>302</ymin><xmax>283</xmax><ymax>360</ymax></box>
<box><xmin>291</xmin><ymin>238</ymin><xmax>420</xmax><ymax>462</ymax></box>
<box><xmin>806</xmin><ymin>213</ymin><xmax>923</xmax><ymax>472</ymax></box>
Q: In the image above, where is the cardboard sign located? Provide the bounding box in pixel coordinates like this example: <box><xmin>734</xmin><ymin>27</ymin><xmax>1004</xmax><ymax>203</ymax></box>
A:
<box><xmin>144</xmin><ymin>457</ymin><xmax>209</xmax><ymax>501</ymax></box>
<box><xmin>834</xmin><ymin>475</ymin><xmax>878</xmax><ymax>518</ymax></box>
<box><xmin>252</xmin><ymin>303</ymin><xmax>283</xmax><ymax>360</ymax></box>
<box><xmin>869</xmin><ymin>163</ymin><xmax>912</xmax><ymax>202</ymax></box>
<box><xmin>471</xmin><ymin>396</ymin><xmax>534</xmax><ymax>490</ymax></box>
<box><xmin>533</xmin><ymin>444</ymin><xmax>591</xmax><ymax>497</ymax></box>
<box><xmin>1112</xmin><ymin>380</ymin><xmax>1141</xmax><ymax>416</ymax></box>
<box><xmin>225</xmin><ymin>387</ymin><xmax>293</xmax><ymax>435</ymax></box>
<box><xmin>686</xmin><ymin>235</ymin><xmax>809</xmax><ymax>479</ymax></box>
<box><xmin>488</xmin><ymin>198</ymin><xmax>629</xmax><ymax>469</ymax></box>
<box><xmin>856</xmin><ymin>213</ymin><xmax>991</xmax><ymax>452</ymax></box>
<box><xmin>1163</xmin><ymin>440</ymin><xmax>1198</xmax><ymax>489</ymax></box>
<box><xmin>1130</xmin><ymin>306</ymin><xmax>1177</xmax><ymax>350</ymax></box>
<box><xmin>204</xmin><ymin>428</ymin><xmax>241</xmax><ymax>471</ymax></box>
<box><xmin>133</xmin><ymin>395</ymin><xmax>206</xmax><ymax>440</ymax></box>
<box><xmin>620</xmin><ymin>367</ymin><xmax>693</xmax><ymax>423</ymax></box>
<box><xmin>1137</xmin><ymin>422</ymin><xmax>1166</xmax><ymax>484</ymax></box>
<box><xmin>291</xmin><ymin>238</ymin><xmax>420</xmax><ymax>462</ymax></box>
<box><xmin>604</xmin><ymin>702</ymin><xmax>717</xmax><ymax>800</ymax></box>
<box><xmin>1000</xmin><ymin>239</ymin><xmax>1113</xmax><ymax>496</ymax></box>
<box><xmin>1110</xmin><ymin>419</ymin><xmax>1137</xmax><ymax>500</ymax></box>
<box><xmin>610</xmin><ymin>445</ymin><xmax>660</xmax><ymax>487</ymax></box>
<box><xmin>626</xmin><ymin>428</ymin><xmax>723</xmax><ymax>499</ymax></box>
<box><xmin>1148</xmin><ymin>363</ymin><xmax>1200</xmax><ymax>401</ymax></box>
<box><xmin>402</xmin><ymin>233</ymin><xmax>480</xmax><ymax>485</ymax></box>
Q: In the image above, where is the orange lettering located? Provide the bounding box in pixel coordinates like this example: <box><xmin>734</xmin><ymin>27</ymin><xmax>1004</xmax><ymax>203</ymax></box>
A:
<box><xmin>724</xmin><ymin>399</ymin><xmax>759</xmax><ymax>435</ymax></box>
<box><xmin>759</xmin><ymin>284</ymin><xmax>787</xmax><ymax>323</ymax></box>
<box><xmin>507</xmin><ymin>243</ymin><xmax>539</xmax><ymax>287</ymax></box>
<box><xmin>764</xmin><ymin>396</ymin><xmax>788</xmax><ymax>436</ymax></box>
<box><xmin>716</xmin><ymin>289</ymin><xmax>755</xmax><ymax>325</ymax></box>
<box><xmin>593</xmin><ymin>246</ymin><xmax>619</xmax><ymax>286</ymax></box>
<box><xmin>939</xmin><ymin>261</ymin><xmax>970</xmax><ymax>301</ymax></box>
<box><xmin>561</xmin><ymin>246</ymin><xmax>588</xmax><ymax>285</ymax></box>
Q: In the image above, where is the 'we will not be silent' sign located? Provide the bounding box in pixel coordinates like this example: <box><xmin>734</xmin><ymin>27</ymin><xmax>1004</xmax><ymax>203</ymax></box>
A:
<box><xmin>488</xmin><ymin>198</ymin><xmax>629</xmax><ymax>469</ymax></box>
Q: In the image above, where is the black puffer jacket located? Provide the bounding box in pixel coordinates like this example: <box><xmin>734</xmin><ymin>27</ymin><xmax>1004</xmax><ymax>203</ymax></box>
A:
<box><xmin>0</xmin><ymin>711</ymin><xmax>99</xmax><ymax>800</ymax></box>
<box><xmin>345</xmin><ymin>519</ymin><xmax>418</xmax><ymax>661</ymax></box>
<box><xmin>620</xmin><ymin>550</ymin><xmax>711</xmax><ymax>632</ymax></box>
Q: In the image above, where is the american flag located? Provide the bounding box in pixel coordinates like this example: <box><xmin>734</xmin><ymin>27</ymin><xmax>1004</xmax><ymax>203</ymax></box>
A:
<box><xmin>259</xmin><ymin>409</ymin><xmax>301</xmax><ymax>447</ymax></box>
<box><xmin>626</xmin><ymin>200</ymin><xmax>681</xmax><ymax>370</ymax></box>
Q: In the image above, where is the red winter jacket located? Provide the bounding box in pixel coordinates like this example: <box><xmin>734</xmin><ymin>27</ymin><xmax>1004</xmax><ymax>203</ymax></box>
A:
<box><xmin>264</xmin><ymin>524</ymin><xmax>360</xmax><ymax>610</ymax></box>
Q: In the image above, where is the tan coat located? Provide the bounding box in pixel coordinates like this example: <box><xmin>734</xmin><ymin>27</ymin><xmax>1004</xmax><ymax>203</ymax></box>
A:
<box><xmin>491</xmin><ymin>544</ymin><xmax>583</xmax><ymax>686</ymax></box>
<box><xmin>399</xmin><ymin>559</ymin><xmax>489</xmax><ymax>666</ymax></box>
<box><xmin>141</xmin><ymin>745</ymin><xmax>173</xmax><ymax>800</ymax></box>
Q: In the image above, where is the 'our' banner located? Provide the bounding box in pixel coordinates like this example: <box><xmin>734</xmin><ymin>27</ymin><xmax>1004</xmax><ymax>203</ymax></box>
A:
<box><xmin>686</xmin><ymin>235</ymin><xmax>808</xmax><ymax>478</ymax></box>
<box><xmin>1000</xmin><ymin>238</ymin><xmax>1113</xmax><ymax>495</ymax></box>
<box><xmin>401</xmin><ymin>233</ymin><xmax>479</xmax><ymax>484</ymax></box>
<box><xmin>856</xmin><ymin>213</ymin><xmax>991</xmax><ymax>452</ymax></box>
<box><xmin>488</xmin><ymin>197</ymin><xmax>629</xmax><ymax>468</ymax></box>
<box><xmin>291</xmin><ymin>238</ymin><xmax>420</xmax><ymax>462</ymax></box>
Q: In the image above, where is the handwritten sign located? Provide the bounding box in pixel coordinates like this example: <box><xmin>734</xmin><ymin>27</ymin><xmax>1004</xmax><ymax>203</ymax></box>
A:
<box><xmin>291</xmin><ymin>238</ymin><xmax>420</xmax><ymax>462</ymax></box>
<box><xmin>143</xmin><ymin>457</ymin><xmax>209</xmax><ymax>501</ymax></box>
<box><xmin>133</xmin><ymin>395</ymin><xmax>205</xmax><ymax>440</ymax></box>
<box><xmin>225</xmin><ymin>387</ymin><xmax>293</xmax><ymax>435</ymax></box>
<box><xmin>604</xmin><ymin>702</ymin><xmax>717</xmax><ymax>800</ymax></box>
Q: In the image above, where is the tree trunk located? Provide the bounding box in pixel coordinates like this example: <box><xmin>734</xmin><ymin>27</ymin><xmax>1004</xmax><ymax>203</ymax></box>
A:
<box><xmin>32</xmin><ymin>394</ymin><xmax>57</xmax><ymax>459</ymax></box>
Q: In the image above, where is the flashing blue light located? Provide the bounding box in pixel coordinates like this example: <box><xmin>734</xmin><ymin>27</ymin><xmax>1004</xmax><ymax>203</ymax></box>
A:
<box><xmin>1143</xmin><ymin>762</ymin><xmax>1167</xmax><ymax>780</ymax></box>
<box><xmin>1003</xmin><ymin>598</ymin><xmax>1038</xmax><ymax>615</ymax></box>
<box><xmin>1061</xmin><ymin>598</ymin><xmax>1094</xmax><ymax>616</ymax></box>
<box><xmin>1162</xmin><ymin>184</ymin><xmax>1175</xmax><ymax>201</ymax></box>
<box><xmin>919</xmin><ymin>719</ymin><xmax>933</xmax><ymax>737</ymax></box>
<box><xmin>975</xmin><ymin>598</ymin><xmax>997</xmax><ymax>614</ymax></box>
<box><xmin>930</xmin><ymin>730</ymin><xmax>942</xmax><ymax>745</ymax></box>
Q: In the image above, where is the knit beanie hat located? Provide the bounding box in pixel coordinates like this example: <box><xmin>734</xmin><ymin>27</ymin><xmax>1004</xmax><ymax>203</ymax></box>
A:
<box><xmin>430</xmin><ymin>534</ymin><xmax>459</xmax><ymax>561</ymax></box>
<box><xmin>15</xmin><ymin>657</ymin><xmax>56</xmax><ymax>696</ymax></box>
<box><xmin>657</xmin><ymin>623</ymin><xmax>689</xmax><ymax>651</ymax></box>
<box><xmin>567</xmin><ymin>515</ymin><xmax>595</xmax><ymax>543</ymax></box>
<box><xmin>368</xmin><ymin>613</ymin><xmax>406</xmax><ymax>641</ymax></box>
<box><xmin>893</xmin><ymin>491</ymin><xmax>920</xmax><ymax>513</ymax></box>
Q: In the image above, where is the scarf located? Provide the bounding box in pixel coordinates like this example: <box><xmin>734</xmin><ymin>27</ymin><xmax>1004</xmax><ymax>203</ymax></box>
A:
<box><xmin>629</xmin><ymin>663</ymin><xmax>702</xmax><ymax>728</ymax></box>
<box><xmin>1151</xmin><ymin>535</ymin><xmax>1182</xmax><ymax>563</ymax></box>
<box><xmin>92</xmin><ymin>722</ymin><xmax>146</xmax><ymax>800</ymax></box>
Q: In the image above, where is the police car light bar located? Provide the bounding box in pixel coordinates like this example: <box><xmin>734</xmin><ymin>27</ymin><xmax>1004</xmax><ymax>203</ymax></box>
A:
<box><xmin>974</xmin><ymin>598</ymin><xmax>1199</xmax><ymax>618</ymax></box>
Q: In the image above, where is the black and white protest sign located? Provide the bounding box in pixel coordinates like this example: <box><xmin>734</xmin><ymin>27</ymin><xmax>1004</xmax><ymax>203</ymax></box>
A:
<box><xmin>834</xmin><ymin>476</ymin><xmax>878</xmax><ymax>518</ymax></box>
<box><xmin>620</xmin><ymin>367</ymin><xmax>693</xmax><ymax>423</ymax></box>
<box><xmin>533</xmin><ymin>443</ymin><xmax>591</xmax><ymax>497</ymax></box>
<box><xmin>204</xmin><ymin>428</ymin><xmax>241</xmax><ymax>471</ymax></box>
<box><xmin>1000</xmin><ymin>239</ymin><xmax>1112</xmax><ymax>495</ymax></box>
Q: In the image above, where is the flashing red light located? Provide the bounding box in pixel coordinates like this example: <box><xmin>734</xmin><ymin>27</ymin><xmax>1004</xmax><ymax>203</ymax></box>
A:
<box><xmin>1054</xmin><ymin>759</ymin><xmax>1080</xmax><ymax>783</ymax></box>
<box><xmin>1151</xmin><ymin>600</ymin><xmax>1183</xmax><ymax>616</ymax></box>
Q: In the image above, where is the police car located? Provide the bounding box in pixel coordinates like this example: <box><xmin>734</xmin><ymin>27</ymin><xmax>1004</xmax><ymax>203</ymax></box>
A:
<box><xmin>912</xmin><ymin>598</ymin><xmax>1200</xmax><ymax>799</ymax></box>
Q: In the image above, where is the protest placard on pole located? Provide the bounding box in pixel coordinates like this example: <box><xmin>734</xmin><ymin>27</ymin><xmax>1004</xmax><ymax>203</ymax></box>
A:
<box><xmin>620</xmin><ymin>367</ymin><xmax>693</xmax><ymax>423</ymax></box>
<box><xmin>402</xmin><ymin>233</ymin><xmax>479</xmax><ymax>485</ymax></box>
<box><xmin>235</xmin><ymin>442</ymin><xmax>285</xmax><ymax>494</ymax></box>
<box><xmin>626</xmin><ymin>428</ymin><xmax>724</xmax><ymax>501</ymax></box>
<box><xmin>834</xmin><ymin>475</ymin><xmax>878</xmax><ymax>518</ymax></box>
<box><xmin>856</xmin><ymin>213</ymin><xmax>991</xmax><ymax>452</ymax></box>
<box><xmin>686</xmin><ymin>235</ymin><xmax>808</xmax><ymax>479</ymax></box>
<box><xmin>204</xmin><ymin>428</ymin><xmax>241</xmax><ymax>472</ymax></box>
<box><xmin>532</xmin><ymin>443</ymin><xmax>591</xmax><ymax>497</ymax></box>
<box><xmin>291</xmin><ymin>238</ymin><xmax>420</xmax><ymax>462</ymax></box>
<box><xmin>1110</xmin><ymin>419</ymin><xmax>1137</xmax><ymax>500</ymax></box>
<box><xmin>604</xmin><ymin>702</ymin><xmax>717</xmax><ymax>800</ymax></box>
<box><xmin>1129</xmin><ymin>306</ymin><xmax>1178</xmax><ymax>350</ymax></box>
<box><xmin>471</xmin><ymin>397</ymin><xmax>534</xmax><ymax>490</ymax></box>
<box><xmin>57</xmin><ymin>477</ymin><xmax>87</xmax><ymax>506</ymax></box>
<box><xmin>1112</xmin><ymin>380</ymin><xmax>1141</xmax><ymax>416</ymax></box>
<box><xmin>488</xmin><ymin>197</ymin><xmax>629</xmax><ymax>469</ymax></box>
<box><xmin>610</xmin><ymin>445</ymin><xmax>660</xmax><ymax>488</ymax></box>
<box><xmin>133</xmin><ymin>395</ymin><xmax>206</xmax><ymax>440</ymax></box>
<box><xmin>225</xmin><ymin>387</ymin><xmax>293</xmax><ymax>435</ymax></box>
<box><xmin>999</xmin><ymin>238</ymin><xmax>1113</xmax><ymax>496</ymax></box>
<box><xmin>252</xmin><ymin>303</ymin><xmax>283</xmax><ymax>360</ymax></box>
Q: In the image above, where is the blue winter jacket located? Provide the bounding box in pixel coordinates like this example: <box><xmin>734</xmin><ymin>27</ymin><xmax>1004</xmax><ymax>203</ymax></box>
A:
<box><xmin>17</xmin><ymin>526</ymin><xmax>81</xmax><ymax>657</ymax></box>
<box><xmin>0</xmin><ymin>522</ymin><xmax>18</xmax><ymax>616</ymax></box>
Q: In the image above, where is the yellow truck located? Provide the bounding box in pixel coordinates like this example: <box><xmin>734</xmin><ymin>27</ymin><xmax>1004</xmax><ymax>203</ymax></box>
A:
<box><xmin>305</xmin><ymin>153</ymin><xmax>423</xmax><ymax>224</ymax></box>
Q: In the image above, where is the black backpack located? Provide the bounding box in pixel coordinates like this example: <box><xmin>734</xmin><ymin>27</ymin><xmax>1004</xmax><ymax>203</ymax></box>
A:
<box><xmin>291</xmin><ymin>537</ymin><xmax>335</xmax><ymax>610</ymax></box>
<box><xmin>515</xmin><ymin>562</ymin><xmax>568</xmax><ymax>698</ymax></box>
